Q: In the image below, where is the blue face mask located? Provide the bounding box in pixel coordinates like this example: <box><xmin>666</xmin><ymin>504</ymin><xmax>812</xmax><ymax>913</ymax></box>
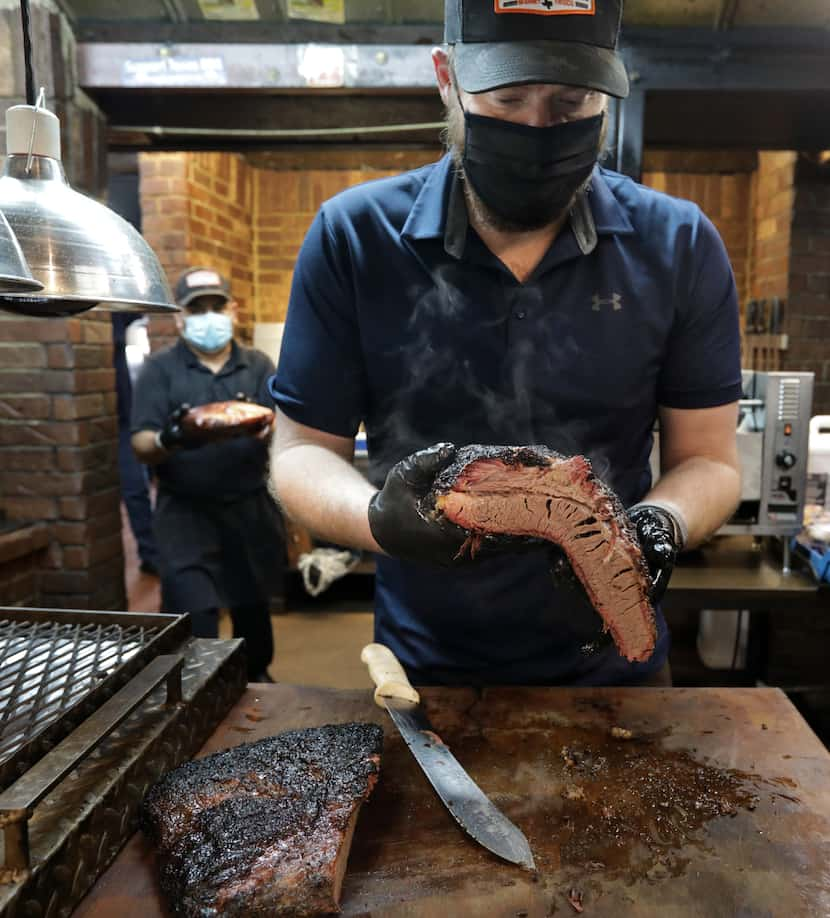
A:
<box><xmin>183</xmin><ymin>312</ymin><xmax>233</xmax><ymax>353</ymax></box>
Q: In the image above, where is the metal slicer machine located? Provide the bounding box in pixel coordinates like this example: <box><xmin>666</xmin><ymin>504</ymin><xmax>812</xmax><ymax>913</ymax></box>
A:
<box><xmin>651</xmin><ymin>370</ymin><xmax>815</xmax><ymax>573</ymax></box>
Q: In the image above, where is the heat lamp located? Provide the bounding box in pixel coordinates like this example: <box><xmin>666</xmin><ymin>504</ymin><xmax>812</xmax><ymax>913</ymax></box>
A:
<box><xmin>0</xmin><ymin>0</ymin><xmax>177</xmax><ymax>317</ymax></box>
<box><xmin>0</xmin><ymin>208</ymin><xmax>41</xmax><ymax>293</ymax></box>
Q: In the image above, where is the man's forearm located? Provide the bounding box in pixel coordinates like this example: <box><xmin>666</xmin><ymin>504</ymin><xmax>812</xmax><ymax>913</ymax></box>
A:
<box><xmin>132</xmin><ymin>430</ymin><xmax>169</xmax><ymax>466</ymax></box>
<box><xmin>270</xmin><ymin>443</ymin><xmax>381</xmax><ymax>552</ymax></box>
<box><xmin>644</xmin><ymin>456</ymin><xmax>741</xmax><ymax>549</ymax></box>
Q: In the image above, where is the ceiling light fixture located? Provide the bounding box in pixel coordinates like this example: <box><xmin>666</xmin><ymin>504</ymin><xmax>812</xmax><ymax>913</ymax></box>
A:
<box><xmin>0</xmin><ymin>208</ymin><xmax>42</xmax><ymax>293</ymax></box>
<box><xmin>0</xmin><ymin>0</ymin><xmax>178</xmax><ymax>317</ymax></box>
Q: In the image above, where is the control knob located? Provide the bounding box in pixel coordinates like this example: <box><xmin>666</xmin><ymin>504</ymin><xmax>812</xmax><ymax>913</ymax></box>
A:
<box><xmin>776</xmin><ymin>450</ymin><xmax>796</xmax><ymax>470</ymax></box>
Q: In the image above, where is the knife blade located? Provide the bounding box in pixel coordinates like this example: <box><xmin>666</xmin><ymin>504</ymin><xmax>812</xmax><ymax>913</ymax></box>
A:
<box><xmin>361</xmin><ymin>642</ymin><xmax>535</xmax><ymax>869</ymax></box>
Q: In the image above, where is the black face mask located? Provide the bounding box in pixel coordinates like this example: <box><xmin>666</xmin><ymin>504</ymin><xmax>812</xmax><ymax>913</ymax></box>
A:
<box><xmin>460</xmin><ymin>107</ymin><xmax>603</xmax><ymax>228</ymax></box>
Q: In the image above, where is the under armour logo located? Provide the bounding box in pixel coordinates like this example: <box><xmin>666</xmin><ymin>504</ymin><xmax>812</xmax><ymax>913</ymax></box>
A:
<box><xmin>592</xmin><ymin>292</ymin><xmax>622</xmax><ymax>312</ymax></box>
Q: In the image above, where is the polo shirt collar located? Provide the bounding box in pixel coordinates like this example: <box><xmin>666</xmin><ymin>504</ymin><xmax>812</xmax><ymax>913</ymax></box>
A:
<box><xmin>400</xmin><ymin>154</ymin><xmax>455</xmax><ymax>243</ymax></box>
<box><xmin>589</xmin><ymin>167</ymin><xmax>636</xmax><ymax>236</ymax></box>
<box><xmin>445</xmin><ymin>175</ymin><xmax>599</xmax><ymax>260</ymax></box>
<box><xmin>400</xmin><ymin>156</ymin><xmax>635</xmax><ymax>260</ymax></box>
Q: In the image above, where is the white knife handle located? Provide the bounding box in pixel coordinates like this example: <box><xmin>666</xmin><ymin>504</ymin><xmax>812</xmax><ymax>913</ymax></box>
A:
<box><xmin>361</xmin><ymin>643</ymin><xmax>420</xmax><ymax>708</ymax></box>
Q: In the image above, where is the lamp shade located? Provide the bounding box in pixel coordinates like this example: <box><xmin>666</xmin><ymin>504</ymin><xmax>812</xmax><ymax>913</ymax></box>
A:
<box><xmin>0</xmin><ymin>104</ymin><xmax>177</xmax><ymax>317</ymax></box>
<box><xmin>0</xmin><ymin>207</ymin><xmax>42</xmax><ymax>292</ymax></box>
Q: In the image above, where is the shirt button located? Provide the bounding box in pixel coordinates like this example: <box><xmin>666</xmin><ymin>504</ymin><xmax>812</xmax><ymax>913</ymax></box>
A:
<box><xmin>514</xmin><ymin>309</ymin><xmax>527</xmax><ymax>319</ymax></box>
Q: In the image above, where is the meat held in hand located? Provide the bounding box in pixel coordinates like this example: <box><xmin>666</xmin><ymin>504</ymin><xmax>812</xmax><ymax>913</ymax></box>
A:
<box><xmin>427</xmin><ymin>445</ymin><xmax>657</xmax><ymax>663</ymax></box>
<box><xmin>180</xmin><ymin>400</ymin><xmax>275</xmax><ymax>441</ymax></box>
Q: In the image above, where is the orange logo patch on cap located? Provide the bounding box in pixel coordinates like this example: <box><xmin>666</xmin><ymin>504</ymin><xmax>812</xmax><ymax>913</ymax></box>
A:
<box><xmin>495</xmin><ymin>0</ymin><xmax>595</xmax><ymax>14</ymax></box>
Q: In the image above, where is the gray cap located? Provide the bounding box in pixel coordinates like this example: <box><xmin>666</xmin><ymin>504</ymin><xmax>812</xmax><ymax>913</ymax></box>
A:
<box><xmin>174</xmin><ymin>267</ymin><xmax>231</xmax><ymax>308</ymax></box>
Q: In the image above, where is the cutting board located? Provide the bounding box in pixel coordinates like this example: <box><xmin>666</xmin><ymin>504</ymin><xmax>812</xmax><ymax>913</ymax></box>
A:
<box><xmin>73</xmin><ymin>685</ymin><xmax>830</xmax><ymax>918</ymax></box>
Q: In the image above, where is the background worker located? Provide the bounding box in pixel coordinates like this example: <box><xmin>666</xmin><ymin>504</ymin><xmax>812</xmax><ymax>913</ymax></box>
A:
<box><xmin>132</xmin><ymin>267</ymin><xmax>285</xmax><ymax>682</ymax></box>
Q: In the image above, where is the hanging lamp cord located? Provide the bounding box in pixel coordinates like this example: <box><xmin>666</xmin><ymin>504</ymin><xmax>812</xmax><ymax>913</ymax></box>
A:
<box><xmin>20</xmin><ymin>0</ymin><xmax>36</xmax><ymax>106</ymax></box>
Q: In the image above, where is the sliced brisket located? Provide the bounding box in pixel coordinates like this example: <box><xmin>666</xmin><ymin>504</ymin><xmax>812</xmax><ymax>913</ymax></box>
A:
<box><xmin>428</xmin><ymin>445</ymin><xmax>656</xmax><ymax>663</ymax></box>
<box><xmin>140</xmin><ymin>722</ymin><xmax>383</xmax><ymax>917</ymax></box>
<box><xmin>182</xmin><ymin>400</ymin><xmax>274</xmax><ymax>437</ymax></box>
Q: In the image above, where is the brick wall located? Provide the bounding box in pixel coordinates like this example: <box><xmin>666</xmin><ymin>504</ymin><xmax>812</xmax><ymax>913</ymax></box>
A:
<box><xmin>0</xmin><ymin>524</ymin><xmax>49</xmax><ymax>606</ymax></box>
<box><xmin>189</xmin><ymin>152</ymin><xmax>255</xmax><ymax>336</ymax></box>
<box><xmin>139</xmin><ymin>151</ymin><xmax>255</xmax><ymax>344</ymax></box>
<box><xmin>139</xmin><ymin>150</ymin><xmax>438</xmax><ymax>335</ymax></box>
<box><xmin>788</xmin><ymin>157</ymin><xmax>830</xmax><ymax>413</ymax></box>
<box><xmin>138</xmin><ymin>153</ymin><xmax>190</xmax><ymax>351</ymax></box>
<box><xmin>140</xmin><ymin>149</ymin><xmax>830</xmax><ymax>412</ymax></box>
<box><xmin>142</xmin><ymin>148</ymin><xmax>755</xmax><ymax>328</ymax></box>
<box><xmin>738</xmin><ymin>152</ymin><xmax>830</xmax><ymax>412</ymax></box>
<box><xmin>751</xmin><ymin>152</ymin><xmax>796</xmax><ymax>302</ymax></box>
<box><xmin>253</xmin><ymin>168</ymin><xmax>399</xmax><ymax>323</ymax></box>
<box><xmin>0</xmin><ymin>314</ymin><xmax>126</xmax><ymax>610</ymax></box>
<box><xmin>641</xmin><ymin>151</ymin><xmax>755</xmax><ymax>308</ymax></box>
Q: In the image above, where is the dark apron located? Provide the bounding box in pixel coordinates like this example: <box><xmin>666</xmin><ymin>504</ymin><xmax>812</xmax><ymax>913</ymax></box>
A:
<box><xmin>154</xmin><ymin>487</ymin><xmax>285</xmax><ymax>613</ymax></box>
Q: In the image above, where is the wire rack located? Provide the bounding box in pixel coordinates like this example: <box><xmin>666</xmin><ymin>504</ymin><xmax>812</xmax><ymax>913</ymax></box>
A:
<box><xmin>0</xmin><ymin>619</ymin><xmax>156</xmax><ymax>765</ymax></box>
<box><xmin>0</xmin><ymin>608</ymin><xmax>188</xmax><ymax>790</ymax></box>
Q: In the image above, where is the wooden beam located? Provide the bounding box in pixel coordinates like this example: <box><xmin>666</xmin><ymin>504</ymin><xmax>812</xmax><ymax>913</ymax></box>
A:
<box><xmin>244</xmin><ymin>145</ymin><xmax>443</xmax><ymax>171</ymax></box>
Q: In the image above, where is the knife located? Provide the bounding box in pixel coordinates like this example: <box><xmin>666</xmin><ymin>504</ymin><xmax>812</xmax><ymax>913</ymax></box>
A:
<box><xmin>361</xmin><ymin>642</ymin><xmax>535</xmax><ymax>869</ymax></box>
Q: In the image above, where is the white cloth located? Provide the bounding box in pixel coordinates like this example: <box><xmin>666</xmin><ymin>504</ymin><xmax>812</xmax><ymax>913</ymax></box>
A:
<box><xmin>297</xmin><ymin>547</ymin><xmax>362</xmax><ymax>597</ymax></box>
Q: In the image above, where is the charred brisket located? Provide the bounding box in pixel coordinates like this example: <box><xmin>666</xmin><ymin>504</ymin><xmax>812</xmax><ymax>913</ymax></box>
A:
<box><xmin>182</xmin><ymin>400</ymin><xmax>274</xmax><ymax>437</ymax></box>
<box><xmin>140</xmin><ymin>722</ymin><xmax>383</xmax><ymax>917</ymax></box>
<box><xmin>428</xmin><ymin>445</ymin><xmax>656</xmax><ymax>663</ymax></box>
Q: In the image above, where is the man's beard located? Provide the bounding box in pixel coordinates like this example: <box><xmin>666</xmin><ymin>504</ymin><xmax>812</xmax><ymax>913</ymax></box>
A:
<box><xmin>444</xmin><ymin>100</ymin><xmax>608</xmax><ymax>233</ymax></box>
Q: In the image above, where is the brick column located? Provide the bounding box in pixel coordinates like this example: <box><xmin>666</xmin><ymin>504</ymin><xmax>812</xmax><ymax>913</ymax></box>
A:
<box><xmin>138</xmin><ymin>152</ymin><xmax>189</xmax><ymax>351</ymax></box>
<box><xmin>0</xmin><ymin>314</ymin><xmax>125</xmax><ymax>609</ymax></box>
<box><xmin>0</xmin><ymin>523</ymin><xmax>49</xmax><ymax>606</ymax></box>
<box><xmin>751</xmin><ymin>153</ymin><xmax>796</xmax><ymax>303</ymax></box>
<box><xmin>139</xmin><ymin>151</ymin><xmax>256</xmax><ymax>345</ymax></box>
<box><xmin>0</xmin><ymin>1</ymin><xmax>125</xmax><ymax>609</ymax></box>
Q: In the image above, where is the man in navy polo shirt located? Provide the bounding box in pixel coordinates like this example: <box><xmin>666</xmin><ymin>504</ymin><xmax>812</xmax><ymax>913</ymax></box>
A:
<box><xmin>268</xmin><ymin>0</ymin><xmax>742</xmax><ymax>686</ymax></box>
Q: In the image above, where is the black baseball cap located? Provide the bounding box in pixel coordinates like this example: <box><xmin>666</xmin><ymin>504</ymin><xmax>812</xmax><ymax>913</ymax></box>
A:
<box><xmin>174</xmin><ymin>267</ymin><xmax>232</xmax><ymax>308</ymax></box>
<box><xmin>445</xmin><ymin>0</ymin><xmax>629</xmax><ymax>99</ymax></box>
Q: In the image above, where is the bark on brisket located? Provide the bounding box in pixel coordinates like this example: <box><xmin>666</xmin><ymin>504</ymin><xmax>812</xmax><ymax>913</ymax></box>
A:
<box><xmin>141</xmin><ymin>722</ymin><xmax>383</xmax><ymax>917</ymax></box>
<box><xmin>428</xmin><ymin>445</ymin><xmax>656</xmax><ymax>663</ymax></box>
<box><xmin>183</xmin><ymin>400</ymin><xmax>274</xmax><ymax>434</ymax></box>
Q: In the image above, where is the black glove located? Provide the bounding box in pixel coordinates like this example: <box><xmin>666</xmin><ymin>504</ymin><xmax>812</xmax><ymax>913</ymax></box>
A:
<box><xmin>550</xmin><ymin>506</ymin><xmax>680</xmax><ymax>606</ymax></box>
<box><xmin>157</xmin><ymin>403</ymin><xmax>202</xmax><ymax>451</ymax></box>
<box><xmin>627</xmin><ymin>504</ymin><xmax>681</xmax><ymax>604</ymax></box>
<box><xmin>369</xmin><ymin>443</ymin><xmax>545</xmax><ymax>567</ymax></box>
<box><xmin>547</xmin><ymin>503</ymin><xmax>681</xmax><ymax>654</ymax></box>
<box><xmin>368</xmin><ymin>443</ymin><xmax>473</xmax><ymax>566</ymax></box>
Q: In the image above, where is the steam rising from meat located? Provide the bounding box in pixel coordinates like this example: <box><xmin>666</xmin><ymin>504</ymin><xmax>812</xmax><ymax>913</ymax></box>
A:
<box><xmin>369</xmin><ymin>266</ymin><xmax>616</xmax><ymax>490</ymax></box>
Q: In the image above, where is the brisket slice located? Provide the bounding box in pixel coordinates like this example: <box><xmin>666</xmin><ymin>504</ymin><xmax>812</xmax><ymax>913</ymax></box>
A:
<box><xmin>140</xmin><ymin>723</ymin><xmax>383</xmax><ymax>917</ymax></box>
<box><xmin>427</xmin><ymin>445</ymin><xmax>656</xmax><ymax>663</ymax></box>
<box><xmin>182</xmin><ymin>400</ymin><xmax>274</xmax><ymax>436</ymax></box>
